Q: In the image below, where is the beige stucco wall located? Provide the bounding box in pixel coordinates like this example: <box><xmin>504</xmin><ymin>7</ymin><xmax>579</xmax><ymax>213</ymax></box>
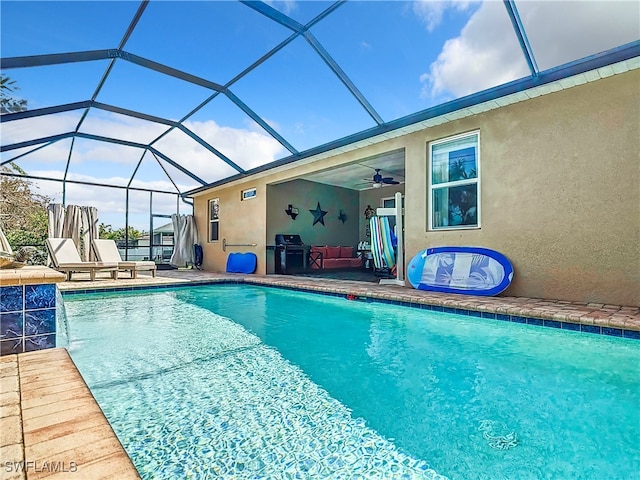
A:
<box><xmin>404</xmin><ymin>69</ymin><xmax>639</xmax><ymax>306</ymax></box>
<box><xmin>193</xmin><ymin>182</ymin><xmax>267</xmax><ymax>273</ymax></box>
<box><xmin>192</xmin><ymin>69</ymin><xmax>639</xmax><ymax>306</ymax></box>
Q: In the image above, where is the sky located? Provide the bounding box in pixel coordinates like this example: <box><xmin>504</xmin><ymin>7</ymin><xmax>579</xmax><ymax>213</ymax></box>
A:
<box><xmin>1</xmin><ymin>0</ymin><xmax>638</xmax><ymax>231</ymax></box>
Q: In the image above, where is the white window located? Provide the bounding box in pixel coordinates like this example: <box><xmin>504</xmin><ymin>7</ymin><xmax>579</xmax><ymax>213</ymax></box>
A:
<box><xmin>428</xmin><ymin>131</ymin><xmax>480</xmax><ymax>230</ymax></box>
<box><xmin>209</xmin><ymin>198</ymin><xmax>220</xmax><ymax>242</ymax></box>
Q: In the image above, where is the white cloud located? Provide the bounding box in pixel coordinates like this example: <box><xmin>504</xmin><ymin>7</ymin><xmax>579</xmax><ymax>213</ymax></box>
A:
<box><xmin>412</xmin><ymin>0</ymin><xmax>473</xmax><ymax>32</ymax></box>
<box><xmin>183</xmin><ymin>118</ymin><xmax>285</xmax><ymax>172</ymax></box>
<box><xmin>420</xmin><ymin>0</ymin><xmax>640</xmax><ymax>100</ymax></box>
<box><xmin>420</xmin><ymin>1</ymin><xmax>527</xmax><ymax>100</ymax></box>
<box><xmin>79</xmin><ymin>111</ymin><xmax>168</xmax><ymax>146</ymax></box>
<box><xmin>4</xmin><ymin>110</ymin><xmax>285</xmax><ymax>179</ymax></box>
<box><xmin>1</xmin><ymin>139</ymin><xmax>74</xmax><ymax>168</ymax></box>
<box><xmin>5</xmin><ymin>111</ymin><xmax>286</xmax><ymax>229</ymax></box>
<box><xmin>29</xmin><ymin>169</ymin><xmax>185</xmax><ymax>199</ymax></box>
<box><xmin>516</xmin><ymin>1</ymin><xmax>640</xmax><ymax>70</ymax></box>
<box><xmin>75</xmin><ymin>142</ymin><xmax>144</xmax><ymax>166</ymax></box>
<box><xmin>264</xmin><ymin>0</ymin><xmax>298</xmax><ymax>16</ymax></box>
<box><xmin>1</xmin><ymin>113</ymin><xmax>80</xmax><ymax>148</ymax></box>
<box><xmin>249</xmin><ymin>116</ymin><xmax>281</xmax><ymax>135</ymax></box>
<box><xmin>29</xmin><ymin>170</ymin><xmax>188</xmax><ymax>230</ymax></box>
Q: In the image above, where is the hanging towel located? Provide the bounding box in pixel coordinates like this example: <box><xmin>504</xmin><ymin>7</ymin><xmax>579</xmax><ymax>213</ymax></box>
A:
<box><xmin>369</xmin><ymin>216</ymin><xmax>396</xmax><ymax>270</ymax></box>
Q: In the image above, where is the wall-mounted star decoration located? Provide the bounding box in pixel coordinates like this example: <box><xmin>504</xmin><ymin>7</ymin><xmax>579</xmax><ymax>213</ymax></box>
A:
<box><xmin>338</xmin><ymin>210</ymin><xmax>347</xmax><ymax>223</ymax></box>
<box><xmin>309</xmin><ymin>202</ymin><xmax>328</xmax><ymax>226</ymax></box>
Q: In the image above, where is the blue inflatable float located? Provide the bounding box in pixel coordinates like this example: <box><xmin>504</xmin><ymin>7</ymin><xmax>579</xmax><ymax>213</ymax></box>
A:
<box><xmin>225</xmin><ymin>252</ymin><xmax>257</xmax><ymax>274</ymax></box>
<box><xmin>407</xmin><ymin>246</ymin><xmax>514</xmax><ymax>296</ymax></box>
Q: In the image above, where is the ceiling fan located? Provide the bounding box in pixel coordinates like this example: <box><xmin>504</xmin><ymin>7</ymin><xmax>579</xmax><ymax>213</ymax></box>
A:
<box><xmin>363</xmin><ymin>168</ymin><xmax>400</xmax><ymax>188</ymax></box>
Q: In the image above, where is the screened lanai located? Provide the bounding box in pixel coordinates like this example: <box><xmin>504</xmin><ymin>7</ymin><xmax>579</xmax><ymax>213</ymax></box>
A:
<box><xmin>1</xmin><ymin>0</ymin><xmax>639</xmax><ymax>232</ymax></box>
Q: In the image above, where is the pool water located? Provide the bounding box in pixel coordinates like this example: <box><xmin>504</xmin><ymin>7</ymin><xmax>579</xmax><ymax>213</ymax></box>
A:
<box><xmin>62</xmin><ymin>285</ymin><xmax>640</xmax><ymax>479</ymax></box>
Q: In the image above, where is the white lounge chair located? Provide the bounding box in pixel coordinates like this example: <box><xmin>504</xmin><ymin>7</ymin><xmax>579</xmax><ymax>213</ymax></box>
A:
<box><xmin>46</xmin><ymin>238</ymin><xmax>119</xmax><ymax>281</ymax></box>
<box><xmin>92</xmin><ymin>239</ymin><xmax>157</xmax><ymax>279</ymax></box>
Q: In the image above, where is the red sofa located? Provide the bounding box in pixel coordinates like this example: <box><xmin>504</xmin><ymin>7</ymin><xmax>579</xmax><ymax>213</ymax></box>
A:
<box><xmin>310</xmin><ymin>246</ymin><xmax>362</xmax><ymax>269</ymax></box>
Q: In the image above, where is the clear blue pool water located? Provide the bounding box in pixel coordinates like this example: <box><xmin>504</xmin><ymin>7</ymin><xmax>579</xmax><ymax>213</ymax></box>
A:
<box><xmin>61</xmin><ymin>284</ymin><xmax>640</xmax><ymax>479</ymax></box>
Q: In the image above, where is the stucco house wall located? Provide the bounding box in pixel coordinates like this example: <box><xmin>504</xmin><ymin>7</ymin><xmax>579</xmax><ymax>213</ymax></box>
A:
<box><xmin>192</xmin><ymin>69</ymin><xmax>639</xmax><ymax>306</ymax></box>
<box><xmin>403</xmin><ymin>70</ymin><xmax>639</xmax><ymax>305</ymax></box>
<box><xmin>193</xmin><ymin>181</ymin><xmax>267</xmax><ymax>273</ymax></box>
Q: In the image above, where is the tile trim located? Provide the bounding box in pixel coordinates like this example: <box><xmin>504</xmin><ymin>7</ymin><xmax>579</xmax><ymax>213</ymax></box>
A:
<box><xmin>0</xmin><ymin>283</ymin><xmax>58</xmax><ymax>356</ymax></box>
<box><xmin>59</xmin><ymin>279</ymin><xmax>640</xmax><ymax>341</ymax></box>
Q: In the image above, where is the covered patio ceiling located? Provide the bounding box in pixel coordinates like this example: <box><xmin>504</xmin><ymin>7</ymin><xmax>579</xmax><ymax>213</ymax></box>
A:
<box><xmin>1</xmin><ymin>0</ymin><xmax>639</xmax><ymax>202</ymax></box>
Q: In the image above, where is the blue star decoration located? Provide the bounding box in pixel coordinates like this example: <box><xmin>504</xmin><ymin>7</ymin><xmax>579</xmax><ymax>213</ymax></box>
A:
<box><xmin>338</xmin><ymin>210</ymin><xmax>347</xmax><ymax>223</ymax></box>
<box><xmin>309</xmin><ymin>202</ymin><xmax>328</xmax><ymax>226</ymax></box>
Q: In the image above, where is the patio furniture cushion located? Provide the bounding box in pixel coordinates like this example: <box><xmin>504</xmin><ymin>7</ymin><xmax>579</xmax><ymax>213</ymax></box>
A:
<box><xmin>46</xmin><ymin>238</ymin><xmax>119</xmax><ymax>281</ymax></box>
<box><xmin>311</xmin><ymin>246</ymin><xmax>327</xmax><ymax>257</ymax></box>
<box><xmin>92</xmin><ymin>239</ymin><xmax>156</xmax><ymax>279</ymax></box>
<box><xmin>311</xmin><ymin>245</ymin><xmax>362</xmax><ymax>269</ymax></box>
<box><xmin>340</xmin><ymin>246</ymin><xmax>354</xmax><ymax>258</ymax></box>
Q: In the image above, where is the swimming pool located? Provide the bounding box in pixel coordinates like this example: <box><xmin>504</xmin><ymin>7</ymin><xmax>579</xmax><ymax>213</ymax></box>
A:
<box><xmin>61</xmin><ymin>284</ymin><xmax>640</xmax><ymax>479</ymax></box>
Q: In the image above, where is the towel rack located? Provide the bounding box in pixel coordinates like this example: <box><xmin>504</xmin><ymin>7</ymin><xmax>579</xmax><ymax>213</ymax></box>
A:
<box><xmin>222</xmin><ymin>238</ymin><xmax>257</xmax><ymax>252</ymax></box>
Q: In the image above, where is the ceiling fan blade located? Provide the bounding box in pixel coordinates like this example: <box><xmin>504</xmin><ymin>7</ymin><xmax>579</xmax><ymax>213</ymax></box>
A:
<box><xmin>383</xmin><ymin>178</ymin><xmax>399</xmax><ymax>184</ymax></box>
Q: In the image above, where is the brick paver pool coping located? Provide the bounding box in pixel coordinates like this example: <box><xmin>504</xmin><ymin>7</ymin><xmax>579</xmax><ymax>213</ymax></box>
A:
<box><xmin>58</xmin><ymin>270</ymin><xmax>640</xmax><ymax>335</ymax></box>
<box><xmin>0</xmin><ymin>349</ymin><xmax>139</xmax><ymax>480</ymax></box>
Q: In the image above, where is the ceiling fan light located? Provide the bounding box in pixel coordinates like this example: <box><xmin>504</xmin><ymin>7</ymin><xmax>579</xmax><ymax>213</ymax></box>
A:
<box><xmin>372</xmin><ymin>182</ymin><xmax>382</xmax><ymax>188</ymax></box>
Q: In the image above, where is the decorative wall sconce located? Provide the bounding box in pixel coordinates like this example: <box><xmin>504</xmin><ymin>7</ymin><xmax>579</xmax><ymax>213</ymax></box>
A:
<box><xmin>364</xmin><ymin>204</ymin><xmax>375</xmax><ymax>220</ymax></box>
<box><xmin>364</xmin><ymin>204</ymin><xmax>375</xmax><ymax>238</ymax></box>
<box><xmin>285</xmin><ymin>204</ymin><xmax>299</xmax><ymax>220</ymax></box>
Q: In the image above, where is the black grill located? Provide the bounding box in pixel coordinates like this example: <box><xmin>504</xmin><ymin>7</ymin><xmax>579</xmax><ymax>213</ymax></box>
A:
<box><xmin>275</xmin><ymin>234</ymin><xmax>310</xmax><ymax>274</ymax></box>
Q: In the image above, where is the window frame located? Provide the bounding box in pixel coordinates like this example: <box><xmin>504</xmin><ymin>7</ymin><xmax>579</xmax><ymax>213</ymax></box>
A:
<box><xmin>208</xmin><ymin>198</ymin><xmax>220</xmax><ymax>242</ymax></box>
<box><xmin>428</xmin><ymin>131</ymin><xmax>481</xmax><ymax>231</ymax></box>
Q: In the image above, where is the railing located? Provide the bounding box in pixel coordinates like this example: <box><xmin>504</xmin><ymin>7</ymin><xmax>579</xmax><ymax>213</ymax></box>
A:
<box><xmin>119</xmin><ymin>244</ymin><xmax>174</xmax><ymax>263</ymax></box>
<box><xmin>222</xmin><ymin>238</ymin><xmax>257</xmax><ymax>252</ymax></box>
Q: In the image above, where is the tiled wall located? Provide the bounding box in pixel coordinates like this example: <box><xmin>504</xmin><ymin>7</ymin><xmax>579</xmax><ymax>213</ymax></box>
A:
<box><xmin>0</xmin><ymin>284</ymin><xmax>56</xmax><ymax>356</ymax></box>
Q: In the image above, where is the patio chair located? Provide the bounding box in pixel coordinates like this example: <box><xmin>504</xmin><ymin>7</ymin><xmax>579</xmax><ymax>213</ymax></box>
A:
<box><xmin>92</xmin><ymin>239</ymin><xmax>157</xmax><ymax>279</ymax></box>
<box><xmin>46</xmin><ymin>238</ymin><xmax>119</xmax><ymax>281</ymax></box>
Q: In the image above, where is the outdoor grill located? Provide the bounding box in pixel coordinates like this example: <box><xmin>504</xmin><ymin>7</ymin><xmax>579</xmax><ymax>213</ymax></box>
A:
<box><xmin>274</xmin><ymin>234</ymin><xmax>310</xmax><ymax>274</ymax></box>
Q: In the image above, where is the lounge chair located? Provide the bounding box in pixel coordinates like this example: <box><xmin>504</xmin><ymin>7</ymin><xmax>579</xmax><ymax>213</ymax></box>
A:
<box><xmin>92</xmin><ymin>239</ymin><xmax>157</xmax><ymax>279</ymax></box>
<box><xmin>46</xmin><ymin>238</ymin><xmax>119</xmax><ymax>281</ymax></box>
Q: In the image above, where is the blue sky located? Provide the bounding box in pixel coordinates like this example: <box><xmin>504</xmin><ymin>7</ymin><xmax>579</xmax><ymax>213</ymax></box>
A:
<box><xmin>1</xmin><ymin>1</ymin><xmax>638</xmax><ymax>230</ymax></box>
